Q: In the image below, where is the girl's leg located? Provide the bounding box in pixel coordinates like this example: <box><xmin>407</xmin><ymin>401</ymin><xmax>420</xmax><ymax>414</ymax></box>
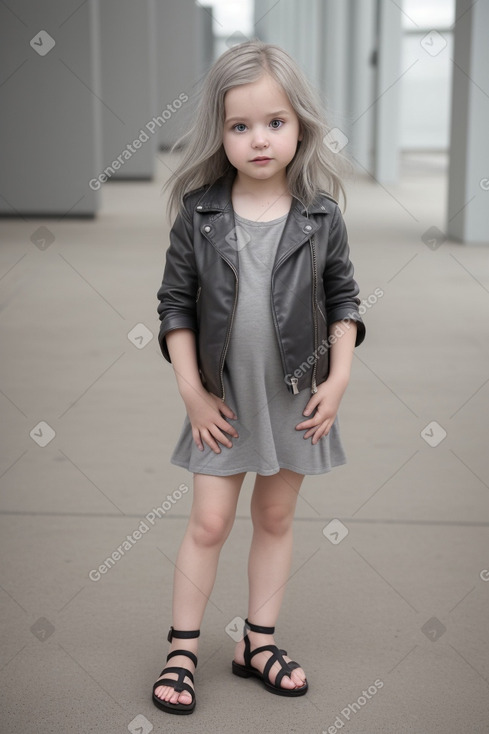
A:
<box><xmin>233</xmin><ymin>468</ymin><xmax>307</xmax><ymax>690</ymax></box>
<box><xmin>155</xmin><ymin>471</ymin><xmax>246</xmax><ymax>705</ymax></box>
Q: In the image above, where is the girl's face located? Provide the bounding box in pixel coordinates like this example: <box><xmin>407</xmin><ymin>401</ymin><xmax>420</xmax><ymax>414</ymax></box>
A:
<box><xmin>222</xmin><ymin>73</ymin><xmax>302</xmax><ymax>188</ymax></box>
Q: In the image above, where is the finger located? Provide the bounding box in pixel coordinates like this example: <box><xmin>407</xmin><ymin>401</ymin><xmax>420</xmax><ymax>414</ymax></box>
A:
<box><xmin>303</xmin><ymin>422</ymin><xmax>324</xmax><ymax>439</ymax></box>
<box><xmin>295</xmin><ymin>415</ymin><xmax>321</xmax><ymax>431</ymax></box>
<box><xmin>208</xmin><ymin>393</ymin><xmax>237</xmax><ymax>420</ymax></box>
<box><xmin>191</xmin><ymin>428</ymin><xmax>204</xmax><ymax>452</ymax></box>
<box><xmin>218</xmin><ymin>400</ymin><xmax>238</xmax><ymax>420</ymax></box>
<box><xmin>217</xmin><ymin>417</ymin><xmax>239</xmax><ymax>438</ymax></box>
<box><xmin>312</xmin><ymin>427</ymin><xmax>324</xmax><ymax>445</ymax></box>
<box><xmin>209</xmin><ymin>425</ymin><xmax>235</xmax><ymax>449</ymax></box>
<box><xmin>304</xmin><ymin>417</ymin><xmax>331</xmax><ymax>441</ymax></box>
<box><xmin>302</xmin><ymin>396</ymin><xmax>320</xmax><ymax>417</ymax></box>
<box><xmin>200</xmin><ymin>428</ymin><xmax>222</xmax><ymax>454</ymax></box>
<box><xmin>312</xmin><ymin>422</ymin><xmax>331</xmax><ymax>444</ymax></box>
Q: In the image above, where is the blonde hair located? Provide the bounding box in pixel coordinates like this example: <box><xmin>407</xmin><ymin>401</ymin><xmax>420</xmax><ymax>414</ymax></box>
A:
<box><xmin>164</xmin><ymin>40</ymin><xmax>350</xmax><ymax>219</ymax></box>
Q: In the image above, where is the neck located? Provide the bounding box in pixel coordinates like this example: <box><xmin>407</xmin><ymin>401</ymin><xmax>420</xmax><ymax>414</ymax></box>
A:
<box><xmin>233</xmin><ymin>172</ymin><xmax>290</xmax><ymax>202</ymax></box>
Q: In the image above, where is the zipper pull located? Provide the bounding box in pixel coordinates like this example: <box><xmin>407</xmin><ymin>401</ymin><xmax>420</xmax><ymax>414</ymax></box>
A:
<box><xmin>311</xmin><ymin>376</ymin><xmax>318</xmax><ymax>394</ymax></box>
<box><xmin>290</xmin><ymin>377</ymin><xmax>299</xmax><ymax>395</ymax></box>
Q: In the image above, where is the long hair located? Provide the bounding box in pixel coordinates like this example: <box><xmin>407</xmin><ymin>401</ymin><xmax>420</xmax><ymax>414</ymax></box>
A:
<box><xmin>164</xmin><ymin>40</ymin><xmax>350</xmax><ymax>219</ymax></box>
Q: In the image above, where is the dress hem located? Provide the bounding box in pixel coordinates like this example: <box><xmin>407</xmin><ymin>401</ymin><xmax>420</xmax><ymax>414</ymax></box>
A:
<box><xmin>170</xmin><ymin>456</ymin><xmax>347</xmax><ymax>477</ymax></box>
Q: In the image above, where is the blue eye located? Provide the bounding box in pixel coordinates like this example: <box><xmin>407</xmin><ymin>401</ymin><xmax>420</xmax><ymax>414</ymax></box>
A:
<box><xmin>233</xmin><ymin>123</ymin><xmax>247</xmax><ymax>132</ymax></box>
<box><xmin>270</xmin><ymin>119</ymin><xmax>283</xmax><ymax>129</ymax></box>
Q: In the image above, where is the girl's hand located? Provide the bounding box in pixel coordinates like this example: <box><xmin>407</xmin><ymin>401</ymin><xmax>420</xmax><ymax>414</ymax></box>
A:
<box><xmin>295</xmin><ymin>377</ymin><xmax>347</xmax><ymax>444</ymax></box>
<box><xmin>183</xmin><ymin>387</ymin><xmax>238</xmax><ymax>453</ymax></box>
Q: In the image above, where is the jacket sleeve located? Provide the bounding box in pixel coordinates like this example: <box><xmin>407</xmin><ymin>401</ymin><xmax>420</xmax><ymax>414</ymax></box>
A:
<box><xmin>323</xmin><ymin>205</ymin><xmax>366</xmax><ymax>347</ymax></box>
<box><xmin>156</xmin><ymin>204</ymin><xmax>198</xmax><ymax>362</ymax></box>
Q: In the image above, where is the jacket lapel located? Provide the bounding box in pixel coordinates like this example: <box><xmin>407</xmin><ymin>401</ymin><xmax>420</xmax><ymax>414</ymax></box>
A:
<box><xmin>194</xmin><ymin>169</ymin><xmax>323</xmax><ymax>272</ymax></box>
<box><xmin>271</xmin><ymin>202</ymin><xmax>320</xmax><ymax>273</ymax></box>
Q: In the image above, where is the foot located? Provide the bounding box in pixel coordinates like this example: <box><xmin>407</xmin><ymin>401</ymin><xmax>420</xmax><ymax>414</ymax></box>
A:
<box><xmin>153</xmin><ymin>637</ymin><xmax>198</xmax><ymax>706</ymax></box>
<box><xmin>233</xmin><ymin>630</ymin><xmax>307</xmax><ymax>690</ymax></box>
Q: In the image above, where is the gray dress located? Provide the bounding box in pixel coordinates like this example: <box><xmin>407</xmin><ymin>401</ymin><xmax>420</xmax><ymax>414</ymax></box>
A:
<box><xmin>170</xmin><ymin>212</ymin><xmax>347</xmax><ymax>476</ymax></box>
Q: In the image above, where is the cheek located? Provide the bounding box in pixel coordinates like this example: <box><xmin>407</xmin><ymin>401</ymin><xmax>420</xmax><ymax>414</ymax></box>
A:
<box><xmin>223</xmin><ymin>136</ymin><xmax>242</xmax><ymax>160</ymax></box>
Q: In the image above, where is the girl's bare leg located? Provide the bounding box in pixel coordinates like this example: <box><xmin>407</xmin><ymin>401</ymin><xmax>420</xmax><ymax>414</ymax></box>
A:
<box><xmin>154</xmin><ymin>471</ymin><xmax>245</xmax><ymax>705</ymax></box>
<box><xmin>233</xmin><ymin>468</ymin><xmax>307</xmax><ymax>689</ymax></box>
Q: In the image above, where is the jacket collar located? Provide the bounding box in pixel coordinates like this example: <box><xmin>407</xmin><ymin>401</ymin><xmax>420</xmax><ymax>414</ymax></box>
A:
<box><xmin>194</xmin><ymin>167</ymin><xmax>334</xmax><ymax>216</ymax></box>
<box><xmin>194</xmin><ymin>169</ymin><xmax>331</xmax><ymax>271</ymax></box>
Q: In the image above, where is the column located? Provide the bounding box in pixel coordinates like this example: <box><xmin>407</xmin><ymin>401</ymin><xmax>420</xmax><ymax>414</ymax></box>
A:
<box><xmin>155</xmin><ymin>0</ymin><xmax>198</xmax><ymax>149</ymax></box>
<box><xmin>373</xmin><ymin>0</ymin><xmax>402</xmax><ymax>184</ymax></box>
<box><xmin>447</xmin><ymin>0</ymin><xmax>489</xmax><ymax>244</ymax></box>
<box><xmin>347</xmin><ymin>0</ymin><xmax>377</xmax><ymax>173</ymax></box>
<box><xmin>0</xmin><ymin>0</ymin><xmax>102</xmax><ymax>216</ymax></box>
<box><xmin>98</xmin><ymin>0</ymin><xmax>158</xmax><ymax>180</ymax></box>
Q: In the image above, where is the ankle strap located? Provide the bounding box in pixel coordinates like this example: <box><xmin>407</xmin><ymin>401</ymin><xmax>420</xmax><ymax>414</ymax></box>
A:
<box><xmin>245</xmin><ymin>618</ymin><xmax>275</xmax><ymax>635</ymax></box>
<box><xmin>167</xmin><ymin>626</ymin><xmax>200</xmax><ymax>643</ymax></box>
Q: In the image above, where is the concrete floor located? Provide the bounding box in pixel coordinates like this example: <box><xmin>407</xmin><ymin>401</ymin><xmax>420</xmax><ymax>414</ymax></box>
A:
<box><xmin>1</xmin><ymin>151</ymin><xmax>488</xmax><ymax>734</ymax></box>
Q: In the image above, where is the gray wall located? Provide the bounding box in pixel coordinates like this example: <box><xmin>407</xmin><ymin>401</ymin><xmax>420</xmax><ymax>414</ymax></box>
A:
<box><xmin>0</xmin><ymin>0</ymin><xmax>201</xmax><ymax>216</ymax></box>
<box><xmin>154</xmin><ymin>0</ymin><xmax>199</xmax><ymax>150</ymax></box>
<box><xmin>98</xmin><ymin>0</ymin><xmax>158</xmax><ymax>180</ymax></box>
<box><xmin>0</xmin><ymin>0</ymin><xmax>102</xmax><ymax>216</ymax></box>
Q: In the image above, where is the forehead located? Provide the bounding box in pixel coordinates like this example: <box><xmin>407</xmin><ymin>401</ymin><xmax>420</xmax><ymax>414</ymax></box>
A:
<box><xmin>224</xmin><ymin>73</ymin><xmax>293</xmax><ymax>114</ymax></box>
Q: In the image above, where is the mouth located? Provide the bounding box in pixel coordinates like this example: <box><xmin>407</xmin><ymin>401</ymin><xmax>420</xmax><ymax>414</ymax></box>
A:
<box><xmin>251</xmin><ymin>156</ymin><xmax>272</xmax><ymax>162</ymax></box>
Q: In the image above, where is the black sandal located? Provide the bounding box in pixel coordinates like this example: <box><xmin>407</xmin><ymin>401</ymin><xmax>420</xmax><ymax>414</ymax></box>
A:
<box><xmin>232</xmin><ymin>618</ymin><xmax>308</xmax><ymax>697</ymax></box>
<box><xmin>152</xmin><ymin>626</ymin><xmax>200</xmax><ymax>714</ymax></box>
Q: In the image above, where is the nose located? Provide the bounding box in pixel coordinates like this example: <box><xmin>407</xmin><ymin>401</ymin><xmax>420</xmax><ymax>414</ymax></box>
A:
<box><xmin>251</xmin><ymin>128</ymin><xmax>269</xmax><ymax>149</ymax></box>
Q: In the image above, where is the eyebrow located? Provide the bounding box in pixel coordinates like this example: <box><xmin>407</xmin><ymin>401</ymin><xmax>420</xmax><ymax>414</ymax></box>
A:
<box><xmin>225</xmin><ymin>109</ymin><xmax>291</xmax><ymax>123</ymax></box>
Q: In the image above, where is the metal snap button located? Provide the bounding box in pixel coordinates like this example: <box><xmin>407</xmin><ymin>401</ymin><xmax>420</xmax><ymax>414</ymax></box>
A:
<box><xmin>203</xmin><ymin>225</ymin><xmax>211</xmax><ymax>233</ymax></box>
<box><xmin>304</xmin><ymin>224</ymin><xmax>312</xmax><ymax>232</ymax></box>
<box><xmin>196</xmin><ymin>205</ymin><xmax>203</xmax><ymax>210</ymax></box>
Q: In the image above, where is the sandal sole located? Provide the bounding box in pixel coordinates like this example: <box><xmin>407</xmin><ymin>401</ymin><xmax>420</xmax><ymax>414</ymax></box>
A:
<box><xmin>152</xmin><ymin>692</ymin><xmax>195</xmax><ymax>714</ymax></box>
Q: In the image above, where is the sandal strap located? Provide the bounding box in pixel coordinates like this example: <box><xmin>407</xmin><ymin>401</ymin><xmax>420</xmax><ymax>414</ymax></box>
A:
<box><xmin>261</xmin><ymin>645</ymin><xmax>299</xmax><ymax>686</ymax></box>
<box><xmin>245</xmin><ymin>618</ymin><xmax>275</xmax><ymax>635</ymax></box>
<box><xmin>167</xmin><ymin>625</ymin><xmax>200</xmax><ymax>643</ymax></box>
<box><xmin>248</xmin><ymin>643</ymin><xmax>278</xmax><ymax>660</ymax></box>
<box><xmin>166</xmin><ymin>648</ymin><xmax>198</xmax><ymax>668</ymax></box>
<box><xmin>153</xmin><ymin>676</ymin><xmax>195</xmax><ymax>699</ymax></box>
<box><xmin>243</xmin><ymin>618</ymin><xmax>275</xmax><ymax>667</ymax></box>
<box><xmin>157</xmin><ymin>665</ymin><xmax>194</xmax><ymax>684</ymax></box>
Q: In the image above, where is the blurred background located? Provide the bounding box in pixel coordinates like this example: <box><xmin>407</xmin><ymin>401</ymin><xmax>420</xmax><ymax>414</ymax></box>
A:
<box><xmin>1</xmin><ymin>2</ymin><xmax>488</xmax><ymax>733</ymax></box>
<box><xmin>0</xmin><ymin>0</ymin><xmax>487</xmax><ymax>241</ymax></box>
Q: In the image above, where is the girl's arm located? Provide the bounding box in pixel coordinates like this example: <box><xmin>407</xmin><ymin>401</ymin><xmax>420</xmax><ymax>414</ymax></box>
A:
<box><xmin>166</xmin><ymin>328</ymin><xmax>239</xmax><ymax>453</ymax></box>
<box><xmin>295</xmin><ymin>320</ymin><xmax>357</xmax><ymax>444</ymax></box>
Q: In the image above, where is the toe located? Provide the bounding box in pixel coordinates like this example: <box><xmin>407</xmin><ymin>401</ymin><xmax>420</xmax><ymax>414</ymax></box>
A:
<box><xmin>154</xmin><ymin>684</ymin><xmax>167</xmax><ymax>700</ymax></box>
<box><xmin>154</xmin><ymin>684</ymin><xmax>165</xmax><ymax>699</ymax></box>
<box><xmin>154</xmin><ymin>683</ymin><xmax>192</xmax><ymax>705</ymax></box>
<box><xmin>290</xmin><ymin>668</ymin><xmax>306</xmax><ymax>687</ymax></box>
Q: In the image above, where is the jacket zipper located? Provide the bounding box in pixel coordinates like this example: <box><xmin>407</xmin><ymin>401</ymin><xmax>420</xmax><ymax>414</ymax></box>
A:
<box><xmin>271</xmin><ymin>235</ymin><xmax>318</xmax><ymax>396</ymax></box>
<box><xmin>310</xmin><ymin>235</ymin><xmax>318</xmax><ymax>394</ymax></box>
<box><xmin>218</xmin><ymin>260</ymin><xmax>238</xmax><ymax>401</ymax></box>
<box><xmin>270</xmin><ymin>275</ymin><xmax>294</xmax><ymax>394</ymax></box>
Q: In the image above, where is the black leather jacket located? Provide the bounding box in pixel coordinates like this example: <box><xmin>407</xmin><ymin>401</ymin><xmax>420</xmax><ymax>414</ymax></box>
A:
<box><xmin>157</xmin><ymin>169</ymin><xmax>365</xmax><ymax>399</ymax></box>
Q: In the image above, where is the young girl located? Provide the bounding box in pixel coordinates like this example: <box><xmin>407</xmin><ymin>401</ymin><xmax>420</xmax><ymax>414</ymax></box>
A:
<box><xmin>153</xmin><ymin>40</ymin><xmax>365</xmax><ymax>715</ymax></box>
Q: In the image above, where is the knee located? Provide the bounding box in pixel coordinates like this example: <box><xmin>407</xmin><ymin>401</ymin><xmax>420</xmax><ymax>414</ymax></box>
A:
<box><xmin>190</xmin><ymin>512</ymin><xmax>231</xmax><ymax>548</ymax></box>
<box><xmin>252</xmin><ymin>503</ymin><xmax>293</xmax><ymax>537</ymax></box>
